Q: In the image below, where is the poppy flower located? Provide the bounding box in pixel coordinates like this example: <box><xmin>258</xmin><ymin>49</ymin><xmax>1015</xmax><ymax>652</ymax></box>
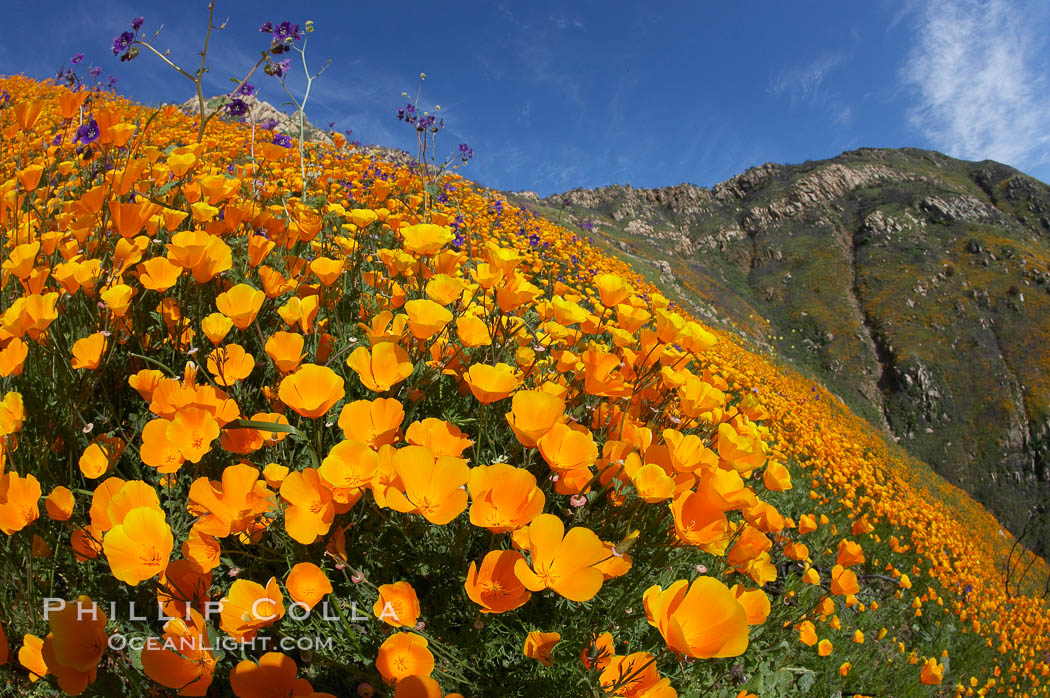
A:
<box><xmin>538</xmin><ymin>423</ymin><xmax>597</xmax><ymax>473</ymax></box>
<box><xmin>220</xmin><ymin>578</ymin><xmax>285</xmax><ymax>642</ymax></box>
<box><xmin>70</xmin><ymin>333</ymin><xmax>108</xmax><ymax>370</ymax></box>
<box><xmin>506</xmin><ymin>390</ymin><xmax>565</xmax><ymax>448</ymax></box>
<box><xmin>455</xmin><ymin>315</ymin><xmax>492</xmax><ymax>347</ymax></box>
<box><xmin>140</xmin><ymin>610</ymin><xmax>216</xmax><ymax>696</ymax></box>
<box><xmin>43</xmin><ymin>595</ymin><xmax>108</xmax><ymax>693</ymax></box>
<box><xmin>0</xmin><ymin>471</ymin><xmax>41</xmax><ymax>534</ymax></box>
<box><xmin>280</xmin><ymin>468</ymin><xmax>335</xmax><ymax>544</ymax></box>
<box><xmin>230</xmin><ymin>652</ymin><xmax>318</xmax><ymax>697</ymax></box>
<box><xmin>830</xmin><ymin>564</ymin><xmax>860</xmax><ymax>596</ymax></box>
<box><xmin>337</xmin><ymin>398</ymin><xmax>404</xmax><ymax>448</ymax></box>
<box><xmin>919</xmin><ymin>658</ymin><xmax>943</xmax><ymax>685</ymax></box>
<box><xmin>401</xmin><ymin>223</ymin><xmax>453</xmax><ymax>256</ymax></box>
<box><xmin>166</xmin><ymin>407</ymin><xmax>220</xmax><ymax>463</ymax></box>
<box><xmin>102</xmin><ymin>506</ymin><xmax>173</xmax><ymax>585</ymax></box>
<box><xmin>188</xmin><ymin>464</ymin><xmax>273</xmax><ymax>539</ymax></box>
<box><xmin>279</xmin><ymin>364</ymin><xmax>345</xmax><ymax>418</ymax></box>
<box><xmin>318</xmin><ymin>439</ymin><xmax>377</xmax><ymax>508</ymax></box>
<box><xmin>286</xmin><ymin>562</ymin><xmax>333</xmax><ymax>611</ymax></box>
<box><xmin>404</xmin><ymin>418</ymin><xmax>473</xmax><ymax>458</ymax></box>
<box><xmin>731</xmin><ymin>585</ymin><xmax>771</xmax><ymax>625</ymax></box>
<box><xmin>0</xmin><ymin>392</ymin><xmax>25</xmax><ymax>436</ymax></box>
<box><xmin>201</xmin><ymin>313</ymin><xmax>234</xmax><ymax>345</ymax></box>
<box><xmin>385</xmin><ymin>445</ymin><xmax>469</xmax><ymax>525</ymax></box>
<box><xmin>206</xmin><ymin>343</ymin><xmax>255</xmax><ymax>386</ymax></box>
<box><xmin>376</xmin><ymin>633</ymin><xmax>434</xmax><ymax>684</ymax></box>
<box><xmin>523</xmin><ymin>631</ymin><xmax>561</xmax><ymax>667</ymax></box>
<box><xmin>265</xmin><ymin>331</ymin><xmax>307</xmax><ymax>373</ymax></box>
<box><xmin>513</xmin><ymin>513</ymin><xmax>606</xmax><ymax>602</ymax></box>
<box><xmin>643</xmin><ymin>576</ymin><xmax>748</xmax><ymax>658</ymax></box>
<box><xmin>465</xmin><ymin>550</ymin><xmax>532</xmax><ymax>613</ymax></box>
<box><xmin>468</xmin><ymin>464</ymin><xmax>545</xmax><ymax>533</ymax></box>
<box><xmin>463</xmin><ymin>363</ymin><xmax>521</xmax><ymax>404</ymax></box>
<box><xmin>45</xmin><ymin>486</ymin><xmax>75</xmax><ymax>521</ymax></box>
<box><xmin>346</xmin><ymin>343</ymin><xmax>414</xmax><ymax>393</ymax></box>
<box><xmin>215</xmin><ymin>283</ymin><xmax>265</xmax><ymax>330</ymax></box>
<box><xmin>670</xmin><ymin>487</ymin><xmax>731</xmax><ymax>547</ymax></box>
<box><xmin>404</xmin><ymin>299</ymin><xmax>453</xmax><ymax>340</ymax></box>
<box><xmin>599</xmin><ymin>652</ymin><xmax>664</xmax><ymax>696</ymax></box>
<box><xmin>594</xmin><ymin>274</ymin><xmax>632</xmax><ymax>307</ymax></box>
<box><xmin>373</xmin><ymin>581</ymin><xmax>421</xmax><ymax>628</ymax></box>
<box><xmin>836</xmin><ymin>539</ymin><xmax>865</xmax><ymax>568</ymax></box>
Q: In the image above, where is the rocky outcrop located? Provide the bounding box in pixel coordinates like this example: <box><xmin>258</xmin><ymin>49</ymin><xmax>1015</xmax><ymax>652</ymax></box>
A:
<box><xmin>535</xmin><ymin>146</ymin><xmax>1050</xmax><ymax>554</ymax></box>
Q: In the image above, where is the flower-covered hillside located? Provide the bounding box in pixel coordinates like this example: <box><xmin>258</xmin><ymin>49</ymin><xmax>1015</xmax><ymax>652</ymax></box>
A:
<box><xmin>0</xmin><ymin>73</ymin><xmax>1048</xmax><ymax>697</ymax></box>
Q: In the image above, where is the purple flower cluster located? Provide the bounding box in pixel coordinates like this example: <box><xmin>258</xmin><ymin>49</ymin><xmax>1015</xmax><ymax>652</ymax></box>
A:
<box><xmin>259</xmin><ymin>118</ymin><xmax>279</xmax><ymax>131</ymax></box>
<box><xmin>260</xmin><ymin>21</ymin><xmax>302</xmax><ymax>53</ymax></box>
<box><xmin>112</xmin><ymin>17</ymin><xmax>143</xmax><ymax>62</ymax></box>
<box><xmin>396</xmin><ymin>103</ymin><xmax>443</xmax><ymax>134</ymax></box>
<box><xmin>458</xmin><ymin>143</ymin><xmax>474</xmax><ymax>161</ymax></box>
<box><xmin>75</xmin><ymin>118</ymin><xmax>100</xmax><ymax>146</ymax></box>
<box><xmin>273</xmin><ymin>133</ymin><xmax>292</xmax><ymax>148</ymax></box>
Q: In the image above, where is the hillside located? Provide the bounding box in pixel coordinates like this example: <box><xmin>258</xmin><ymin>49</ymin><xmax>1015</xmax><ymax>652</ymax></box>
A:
<box><xmin>2</xmin><ymin>72</ymin><xmax>1050</xmax><ymax>697</ymax></box>
<box><xmin>511</xmin><ymin>148</ymin><xmax>1050</xmax><ymax>553</ymax></box>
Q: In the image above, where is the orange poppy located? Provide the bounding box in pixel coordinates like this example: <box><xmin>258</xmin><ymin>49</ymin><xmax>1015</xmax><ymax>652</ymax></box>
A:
<box><xmin>347</xmin><ymin>343</ymin><xmax>414</xmax><ymax>393</ymax></box>
<box><xmin>337</xmin><ymin>398</ymin><xmax>404</xmax><ymax>448</ymax></box>
<box><xmin>512</xmin><ymin>514</ymin><xmax>606</xmax><ymax>602</ymax></box>
<box><xmin>102</xmin><ymin>506</ymin><xmax>173</xmax><ymax>585</ymax></box>
<box><xmin>140</xmin><ymin>610</ymin><xmax>216</xmax><ymax>696</ymax></box>
<box><xmin>401</xmin><ymin>223</ymin><xmax>453</xmax><ymax>256</ymax></box>
<box><xmin>215</xmin><ymin>283</ymin><xmax>265</xmax><ymax>330</ymax></box>
<box><xmin>376</xmin><ymin>633</ymin><xmax>434</xmax><ymax>685</ymax></box>
<box><xmin>385</xmin><ymin>445</ymin><xmax>469</xmax><ymax>525</ymax></box>
<box><xmin>467</xmin><ymin>464</ymin><xmax>545</xmax><ymax>533</ymax></box>
<box><xmin>279</xmin><ymin>364</ymin><xmax>345</xmax><ymax>418</ymax></box>
<box><xmin>319</xmin><ymin>439</ymin><xmax>379</xmax><ymax>508</ymax></box>
<box><xmin>70</xmin><ymin>333</ymin><xmax>108</xmax><ymax>370</ymax></box>
<box><xmin>463</xmin><ymin>363</ymin><xmax>521</xmax><ymax>404</ymax></box>
<box><xmin>465</xmin><ymin>550</ymin><xmax>532</xmax><ymax>613</ymax></box>
<box><xmin>219</xmin><ymin>577</ymin><xmax>285</xmax><ymax>642</ymax></box>
<box><xmin>373</xmin><ymin>581</ymin><xmax>421</xmax><ymax>628</ymax></box>
<box><xmin>286</xmin><ymin>562</ymin><xmax>333</xmax><ymax>611</ymax></box>
<box><xmin>280</xmin><ymin>468</ymin><xmax>335</xmax><ymax>544</ymax></box>
<box><xmin>44</xmin><ymin>486</ymin><xmax>75</xmax><ymax>521</ymax></box>
<box><xmin>0</xmin><ymin>471</ymin><xmax>41</xmax><ymax>534</ymax></box>
<box><xmin>206</xmin><ymin>343</ymin><xmax>255</xmax><ymax>386</ymax></box>
<box><xmin>404</xmin><ymin>299</ymin><xmax>453</xmax><ymax>340</ymax></box>
<box><xmin>506</xmin><ymin>390</ymin><xmax>565</xmax><ymax>448</ymax></box>
<box><xmin>643</xmin><ymin>576</ymin><xmax>749</xmax><ymax>658</ymax></box>
<box><xmin>265</xmin><ymin>331</ymin><xmax>307</xmax><ymax>373</ymax></box>
<box><xmin>229</xmin><ymin>652</ymin><xmax>318</xmax><ymax>697</ymax></box>
<box><xmin>523</xmin><ymin>631</ymin><xmax>561</xmax><ymax>667</ymax></box>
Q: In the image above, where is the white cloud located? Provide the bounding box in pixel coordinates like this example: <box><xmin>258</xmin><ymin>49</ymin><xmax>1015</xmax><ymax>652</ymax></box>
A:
<box><xmin>902</xmin><ymin>0</ymin><xmax>1050</xmax><ymax>167</ymax></box>
<box><xmin>770</xmin><ymin>52</ymin><xmax>853</xmax><ymax>128</ymax></box>
<box><xmin>770</xmin><ymin>53</ymin><xmax>844</xmax><ymax>104</ymax></box>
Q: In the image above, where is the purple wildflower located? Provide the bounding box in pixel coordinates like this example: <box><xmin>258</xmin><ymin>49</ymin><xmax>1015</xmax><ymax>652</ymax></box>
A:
<box><xmin>259</xmin><ymin>21</ymin><xmax>274</xmax><ymax>33</ymax></box>
<box><xmin>259</xmin><ymin>117</ymin><xmax>279</xmax><ymax>131</ymax></box>
<box><xmin>71</xmin><ymin>53</ymin><xmax>85</xmax><ymax>65</ymax></box>
<box><xmin>227</xmin><ymin>98</ymin><xmax>249</xmax><ymax>117</ymax></box>
<box><xmin>112</xmin><ymin>31</ymin><xmax>134</xmax><ymax>55</ymax></box>
<box><xmin>89</xmin><ymin>66</ymin><xmax>102</xmax><ymax>79</ymax></box>
<box><xmin>131</xmin><ymin>16</ymin><xmax>145</xmax><ymax>31</ymax></box>
<box><xmin>273</xmin><ymin>133</ymin><xmax>292</xmax><ymax>148</ymax></box>
<box><xmin>75</xmin><ymin>118</ymin><xmax>100</xmax><ymax>145</ymax></box>
<box><xmin>236</xmin><ymin>82</ymin><xmax>256</xmax><ymax>97</ymax></box>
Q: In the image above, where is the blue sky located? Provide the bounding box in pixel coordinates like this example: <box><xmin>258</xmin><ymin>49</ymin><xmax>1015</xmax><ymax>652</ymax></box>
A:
<box><xmin>7</xmin><ymin>0</ymin><xmax>1050</xmax><ymax>195</ymax></box>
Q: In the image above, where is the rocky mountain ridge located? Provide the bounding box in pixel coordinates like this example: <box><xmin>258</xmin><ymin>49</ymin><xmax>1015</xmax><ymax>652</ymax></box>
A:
<box><xmin>509</xmin><ymin>147</ymin><xmax>1050</xmax><ymax>553</ymax></box>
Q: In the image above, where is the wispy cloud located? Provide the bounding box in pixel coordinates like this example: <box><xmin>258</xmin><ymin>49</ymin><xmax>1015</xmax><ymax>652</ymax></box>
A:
<box><xmin>902</xmin><ymin>0</ymin><xmax>1050</xmax><ymax>167</ymax></box>
<box><xmin>769</xmin><ymin>52</ymin><xmax>853</xmax><ymax>127</ymax></box>
<box><xmin>548</xmin><ymin>13</ymin><xmax>584</xmax><ymax>31</ymax></box>
<box><xmin>770</xmin><ymin>53</ymin><xmax>844</xmax><ymax>105</ymax></box>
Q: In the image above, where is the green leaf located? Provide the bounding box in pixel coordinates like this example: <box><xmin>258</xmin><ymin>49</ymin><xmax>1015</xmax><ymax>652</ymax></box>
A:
<box><xmin>226</xmin><ymin>418</ymin><xmax>299</xmax><ymax>434</ymax></box>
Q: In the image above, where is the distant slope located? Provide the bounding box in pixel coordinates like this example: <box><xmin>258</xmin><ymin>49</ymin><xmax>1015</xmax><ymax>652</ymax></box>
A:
<box><xmin>510</xmin><ymin>147</ymin><xmax>1050</xmax><ymax>552</ymax></box>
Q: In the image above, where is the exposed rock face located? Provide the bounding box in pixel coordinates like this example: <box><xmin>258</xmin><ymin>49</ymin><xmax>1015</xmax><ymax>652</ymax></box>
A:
<box><xmin>530</xmin><ymin>147</ymin><xmax>1050</xmax><ymax>554</ymax></box>
<box><xmin>179</xmin><ymin>94</ymin><xmax>333</xmax><ymax>144</ymax></box>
